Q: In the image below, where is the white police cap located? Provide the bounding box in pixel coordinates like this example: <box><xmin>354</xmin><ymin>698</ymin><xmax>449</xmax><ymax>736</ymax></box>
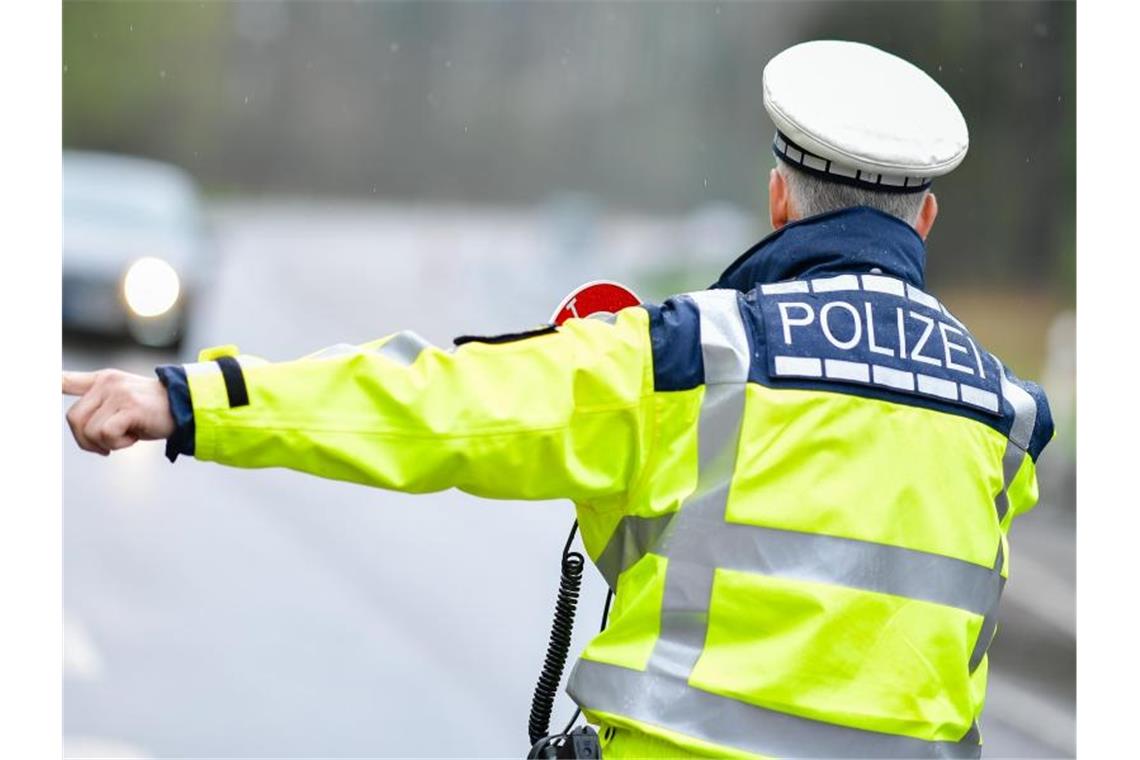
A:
<box><xmin>763</xmin><ymin>40</ymin><xmax>968</xmax><ymax>193</ymax></box>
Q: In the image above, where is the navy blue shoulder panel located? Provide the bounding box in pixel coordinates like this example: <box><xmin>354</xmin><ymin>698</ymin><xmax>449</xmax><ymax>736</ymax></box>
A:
<box><xmin>643</xmin><ymin>280</ymin><xmax>1054</xmax><ymax>460</ymax></box>
<box><xmin>642</xmin><ymin>297</ymin><xmax>704</xmax><ymax>391</ymax></box>
<box><xmin>1001</xmin><ymin>364</ymin><xmax>1055</xmax><ymax>461</ymax></box>
<box><xmin>737</xmin><ymin>275</ymin><xmax>1051</xmax><ymax>447</ymax></box>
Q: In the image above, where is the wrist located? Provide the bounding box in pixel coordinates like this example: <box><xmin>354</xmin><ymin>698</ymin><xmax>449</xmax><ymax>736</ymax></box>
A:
<box><xmin>155</xmin><ymin>365</ymin><xmax>195</xmax><ymax>462</ymax></box>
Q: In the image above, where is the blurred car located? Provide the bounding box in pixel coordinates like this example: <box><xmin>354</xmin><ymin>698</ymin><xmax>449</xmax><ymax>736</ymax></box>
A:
<box><xmin>63</xmin><ymin>150</ymin><xmax>210</xmax><ymax>348</ymax></box>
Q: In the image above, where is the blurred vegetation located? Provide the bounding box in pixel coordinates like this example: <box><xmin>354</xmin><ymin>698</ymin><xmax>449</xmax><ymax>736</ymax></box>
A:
<box><xmin>63</xmin><ymin>1</ymin><xmax>1074</xmax><ymax>301</ymax></box>
<box><xmin>798</xmin><ymin>2</ymin><xmax>1075</xmax><ymax>300</ymax></box>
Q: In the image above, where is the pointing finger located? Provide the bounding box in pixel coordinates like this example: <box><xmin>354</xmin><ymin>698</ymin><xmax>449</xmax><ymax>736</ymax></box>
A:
<box><xmin>63</xmin><ymin>371</ymin><xmax>98</xmax><ymax>396</ymax></box>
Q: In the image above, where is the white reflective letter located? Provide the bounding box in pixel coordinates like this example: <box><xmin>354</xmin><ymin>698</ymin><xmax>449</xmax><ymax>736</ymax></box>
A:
<box><xmin>821</xmin><ymin>301</ymin><xmax>862</xmax><ymax>350</ymax></box>
<box><xmin>939</xmin><ymin>322</ymin><xmax>974</xmax><ymax>374</ymax></box>
<box><xmin>896</xmin><ymin>307</ymin><xmax>908</xmax><ymax>359</ymax></box>
<box><xmin>909</xmin><ymin>311</ymin><xmax>942</xmax><ymax>367</ymax></box>
<box><xmin>777</xmin><ymin>302</ymin><xmax>815</xmax><ymax>345</ymax></box>
<box><xmin>865</xmin><ymin>302</ymin><xmax>894</xmax><ymax>357</ymax></box>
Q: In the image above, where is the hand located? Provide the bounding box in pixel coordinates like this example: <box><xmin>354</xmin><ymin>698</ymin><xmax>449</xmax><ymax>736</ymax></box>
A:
<box><xmin>62</xmin><ymin>370</ymin><xmax>175</xmax><ymax>455</ymax></box>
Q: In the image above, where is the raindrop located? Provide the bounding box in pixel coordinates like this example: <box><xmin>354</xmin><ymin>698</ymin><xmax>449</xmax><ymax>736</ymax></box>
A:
<box><xmin>128</xmin><ymin>25</ymin><xmax>133</xmax><ymax>33</ymax></box>
<box><xmin>445</xmin><ymin>59</ymin><xmax>452</xmax><ymax>68</ymax></box>
<box><xmin>63</xmin><ymin>63</ymin><xmax>68</xmax><ymax>74</ymax></box>
<box><xmin>243</xmin><ymin>95</ymin><xmax>249</xmax><ymax>104</ymax></box>
<box><xmin>159</xmin><ymin>69</ymin><xmax>166</xmax><ymax>79</ymax></box>
<box><xmin>1018</xmin><ymin>61</ymin><xmax>1024</xmax><ymax>69</ymax></box>
<box><xmin>703</xmin><ymin>178</ymin><xmax>709</xmax><ymax>188</ymax></box>
<box><xmin>937</xmin><ymin>65</ymin><xmax>942</xmax><ymax>72</ymax></box>
<box><xmin>389</xmin><ymin>42</ymin><xmax>400</xmax><ymax>53</ymax></box>
<box><xmin>463</xmin><ymin>125</ymin><xmax>468</xmax><ymax>134</ymax></box>
<box><xmin>715</xmin><ymin>6</ymin><xmax>721</xmax><ymax>14</ymax></box>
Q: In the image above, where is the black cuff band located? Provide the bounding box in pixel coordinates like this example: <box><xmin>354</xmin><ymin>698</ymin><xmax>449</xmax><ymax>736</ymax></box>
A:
<box><xmin>214</xmin><ymin>356</ymin><xmax>250</xmax><ymax>408</ymax></box>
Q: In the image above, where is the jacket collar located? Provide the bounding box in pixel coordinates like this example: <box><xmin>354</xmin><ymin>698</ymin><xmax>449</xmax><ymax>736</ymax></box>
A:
<box><xmin>713</xmin><ymin>206</ymin><xmax>928</xmax><ymax>292</ymax></box>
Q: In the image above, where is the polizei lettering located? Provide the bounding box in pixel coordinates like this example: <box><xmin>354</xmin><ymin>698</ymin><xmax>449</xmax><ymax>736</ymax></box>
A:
<box><xmin>774</xmin><ymin>299</ymin><xmax>984</xmax><ymax>375</ymax></box>
<box><xmin>757</xmin><ymin>277</ymin><xmax>1003</xmax><ymax>415</ymax></box>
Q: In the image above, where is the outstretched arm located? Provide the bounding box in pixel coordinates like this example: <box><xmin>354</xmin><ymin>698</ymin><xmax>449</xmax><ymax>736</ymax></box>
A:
<box><xmin>63</xmin><ymin>307</ymin><xmax>656</xmax><ymax>503</ymax></box>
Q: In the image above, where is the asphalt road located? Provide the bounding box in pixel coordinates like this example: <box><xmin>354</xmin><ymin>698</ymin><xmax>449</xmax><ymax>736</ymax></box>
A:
<box><xmin>63</xmin><ymin>200</ymin><xmax>1075</xmax><ymax>758</ymax></box>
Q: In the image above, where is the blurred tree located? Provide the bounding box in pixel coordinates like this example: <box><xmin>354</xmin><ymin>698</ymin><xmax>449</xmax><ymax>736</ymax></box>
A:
<box><xmin>63</xmin><ymin>1</ymin><xmax>229</xmax><ymax>178</ymax></box>
<box><xmin>63</xmin><ymin>1</ymin><xmax>1073</xmax><ymax>299</ymax></box>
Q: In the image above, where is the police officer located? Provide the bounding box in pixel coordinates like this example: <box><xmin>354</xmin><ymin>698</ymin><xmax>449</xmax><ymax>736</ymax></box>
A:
<box><xmin>64</xmin><ymin>40</ymin><xmax>1052</xmax><ymax>758</ymax></box>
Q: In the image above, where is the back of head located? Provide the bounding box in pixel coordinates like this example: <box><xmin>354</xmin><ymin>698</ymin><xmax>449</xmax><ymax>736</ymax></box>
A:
<box><xmin>776</xmin><ymin>158</ymin><xmax>928</xmax><ymax>226</ymax></box>
<box><xmin>763</xmin><ymin>40</ymin><xmax>968</xmax><ymax>229</ymax></box>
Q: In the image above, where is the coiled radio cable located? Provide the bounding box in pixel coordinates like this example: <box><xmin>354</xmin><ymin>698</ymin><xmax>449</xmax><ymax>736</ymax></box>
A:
<box><xmin>527</xmin><ymin>520</ymin><xmax>586</xmax><ymax>746</ymax></box>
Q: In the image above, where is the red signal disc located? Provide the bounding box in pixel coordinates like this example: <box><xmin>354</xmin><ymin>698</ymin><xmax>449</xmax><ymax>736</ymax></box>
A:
<box><xmin>550</xmin><ymin>280</ymin><xmax>642</xmax><ymax>326</ymax></box>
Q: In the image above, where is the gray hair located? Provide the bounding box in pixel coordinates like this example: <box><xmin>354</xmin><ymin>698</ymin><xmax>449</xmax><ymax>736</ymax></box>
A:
<box><xmin>776</xmin><ymin>158</ymin><xmax>927</xmax><ymax>226</ymax></box>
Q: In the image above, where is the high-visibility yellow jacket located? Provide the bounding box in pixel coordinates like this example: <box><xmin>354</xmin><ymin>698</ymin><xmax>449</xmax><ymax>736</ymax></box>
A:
<box><xmin>163</xmin><ymin>207</ymin><xmax>1053</xmax><ymax>758</ymax></box>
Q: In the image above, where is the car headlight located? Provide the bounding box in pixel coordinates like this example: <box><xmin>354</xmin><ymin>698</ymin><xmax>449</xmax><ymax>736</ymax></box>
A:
<box><xmin>123</xmin><ymin>257</ymin><xmax>181</xmax><ymax>317</ymax></box>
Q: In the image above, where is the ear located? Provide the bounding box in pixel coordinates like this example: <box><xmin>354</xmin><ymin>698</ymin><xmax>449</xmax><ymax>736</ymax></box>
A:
<box><xmin>769</xmin><ymin>168</ymin><xmax>791</xmax><ymax>231</ymax></box>
<box><xmin>913</xmin><ymin>192</ymin><xmax>939</xmax><ymax>240</ymax></box>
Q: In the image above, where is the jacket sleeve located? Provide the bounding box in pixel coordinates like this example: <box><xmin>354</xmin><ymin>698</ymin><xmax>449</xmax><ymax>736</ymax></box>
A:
<box><xmin>1001</xmin><ymin>369</ymin><xmax>1055</xmax><ymax>521</ymax></box>
<box><xmin>177</xmin><ymin>307</ymin><xmax>656</xmax><ymax>503</ymax></box>
<box><xmin>1006</xmin><ymin>454</ymin><xmax>1041</xmax><ymax>520</ymax></box>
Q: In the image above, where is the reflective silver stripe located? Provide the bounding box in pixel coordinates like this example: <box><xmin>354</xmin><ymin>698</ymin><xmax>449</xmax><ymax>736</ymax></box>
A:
<box><xmin>996</xmin><ymin>359</ymin><xmax>1037</xmax><ymax>451</ymax></box>
<box><xmin>594</xmin><ymin>514</ymin><xmax>674</xmax><ymax>588</ymax></box>
<box><xmin>647</xmin><ymin>560</ymin><xmax>716</xmax><ymax>678</ymax></box>
<box><xmin>646</xmin><ymin>290</ymin><xmax>749</xmax><ymax>679</ymax></box>
<box><xmin>968</xmin><ymin>360</ymin><xmax>1031</xmax><ymax>670</ymax></box>
<box><xmin>690</xmin><ymin>289</ymin><xmax>751</xmax><ymax>388</ymax></box>
<box><xmin>686</xmin><ymin>523</ymin><xmax>1003</xmax><ymax>616</ymax></box>
<box><xmin>376</xmin><ymin>331</ymin><xmax>432</xmax><ymax>366</ymax></box>
<box><xmin>872</xmin><ymin>364</ymin><xmax>916</xmax><ymax>391</ymax></box>
<box><xmin>183</xmin><ymin>360</ymin><xmax>222</xmax><ymax>377</ymax></box>
<box><xmin>968</xmin><ymin>614</ymin><xmax>999</xmax><ymax>674</ymax></box>
<box><xmin>993</xmin><ymin>439</ymin><xmax>1025</xmax><ymax>523</ymax></box>
<box><xmin>568</xmin><ymin>659</ymin><xmax>982</xmax><ymax>759</ymax></box>
<box><xmin>907</xmin><ymin>283</ymin><xmax>942</xmax><ymax>310</ymax></box>
<box><xmin>594</xmin><ymin>487</ymin><xmax>1004</xmax><ymax>610</ymax></box>
<box><xmin>774</xmin><ymin>354</ymin><xmax>824</xmax><ymax>377</ymax></box>
<box><xmin>862</xmin><ymin>273</ymin><xmax>906</xmax><ymax>296</ymax></box>
<box><xmin>811</xmin><ymin>274</ymin><xmax>860</xmax><ymax>293</ymax></box>
<box><xmin>960</xmin><ymin>383</ymin><xmax>1000</xmax><ymax>413</ymax></box>
<box><xmin>969</xmin><ymin>542</ymin><xmax>1006</xmax><ymax>673</ymax></box>
<box><xmin>760</xmin><ymin>280</ymin><xmax>810</xmax><ymax>295</ymax></box>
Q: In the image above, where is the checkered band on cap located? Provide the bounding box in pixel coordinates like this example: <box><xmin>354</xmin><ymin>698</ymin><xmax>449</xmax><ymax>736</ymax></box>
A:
<box><xmin>773</xmin><ymin>131</ymin><xmax>932</xmax><ymax>194</ymax></box>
